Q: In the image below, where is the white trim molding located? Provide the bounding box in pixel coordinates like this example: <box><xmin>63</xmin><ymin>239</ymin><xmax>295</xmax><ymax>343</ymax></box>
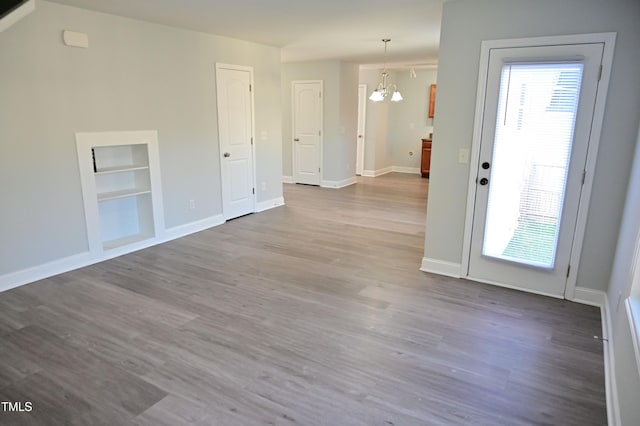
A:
<box><xmin>0</xmin><ymin>214</ymin><xmax>227</xmax><ymax>294</ymax></box>
<box><xmin>392</xmin><ymin>166</ymin><xmax>420</xmax><ymax>174</ymax></box>
<box><xmin>602</xmin><ymin>293</ymin><xmax>621</xmax><ymax>426</ymax></box>
<box><xmin>571</xmin><ymin>287</ymin><xmax>607</xmax><ymax>307</ymax></box>
<box><xmin>420</xmin><ymin>257</ymin><xmax>462</xmax><ymax>278</ymax></box>
<box><xmin>362</xmin><ymin>166</ymin><xmax>393</xmax><ymax>177</ymax></box>
<box><xmin>0</xmin><ymin>252</ymin><xmax>94</xmax><ymax>294</ymax></box>
<box><xmin>282</xmin><ymin>176</ymin><xmax>294</xmax><ymax>184</ymax></box>
<box><xmin>564</xmin><ymin>289</ymin><xmax>620</xmax><ymax>426</ymax></box>
<box><xmin>256</xmin><ymin>197</ymin><xmax>285</xmax><ymax>212</ymax></box>
<box><xmin>626</xmin><ymin>297</ymin><xmax>640</xmax><ymax>378</ymax></box>
<box><xmin>321</xmin><ymin>177</ymin><xmax>357</xmax><ymax>189</ymax></box>
<box><xmin>162</xmin><ymin>214</ymin><xmax>225</xmax><ymax>241</ymax></box>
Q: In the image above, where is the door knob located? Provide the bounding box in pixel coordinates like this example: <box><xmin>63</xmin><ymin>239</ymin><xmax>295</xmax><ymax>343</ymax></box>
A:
<box><xmin>294</xmin><ymin>138</ymin><xmax>300</xmax><ymax>142</ymax></box>
<box><xmin>479</xmin><ymin>177</ymin><xmax>489</xmax><ymax>185</ymax></box>
<box><xmin>482</xmin><ymin>162</ymin><xmax>490</xmax><ymax>170</ymax></box>
<box><xmin>223</xmin><ymin>152</ymin><xmax>231</xmax><ymax>158</ymax></box>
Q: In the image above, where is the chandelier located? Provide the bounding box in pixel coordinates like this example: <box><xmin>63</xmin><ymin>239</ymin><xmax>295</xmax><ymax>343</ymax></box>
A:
<box><xmin>369</xmin><ymin>39</ymin><xmax>403</xmax><ymax>102</ymax></box>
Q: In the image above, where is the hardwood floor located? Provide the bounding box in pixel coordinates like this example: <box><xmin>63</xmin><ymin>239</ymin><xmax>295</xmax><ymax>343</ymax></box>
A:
<box><xmin>0</xmin><ymin>173</ymin><xmax>606</xmax><ymax>425</ymax></box>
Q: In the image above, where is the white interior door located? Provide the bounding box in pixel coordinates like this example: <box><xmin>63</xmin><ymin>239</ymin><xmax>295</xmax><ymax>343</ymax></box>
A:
<box><xmin>467</xmin><ymin>43</ymin><xmax>604</xmax><ymax>297</ymax></box>
<box><xmin>356</xmin><ymin>84</ymin><xmax>367</xmax><ymax>176</ymax></box>
<box><xmin>216</xmin><ymin>64</ymin><xmax>255</xmax><ymax>220</ymax></box>
<box><xmin>293</xmin><ymin>81</ymin><xmax>322</xmax><ymax>185</ymax></box>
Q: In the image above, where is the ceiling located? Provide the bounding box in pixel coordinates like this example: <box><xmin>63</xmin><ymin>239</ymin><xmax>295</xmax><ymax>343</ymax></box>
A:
<box><xmin>47</xmin><ymin>0</ymin><xmax>444</xmax><ymax>68</ymax></box>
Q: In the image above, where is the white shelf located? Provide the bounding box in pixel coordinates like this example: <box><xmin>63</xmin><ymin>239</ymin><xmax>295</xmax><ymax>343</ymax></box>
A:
<box><xmin>76</xmin><ymin>130</ymin><xmax>164</xmax><ymax>256</ymax></box>
<box><xmin>103</xmin><ymin>233</ymin><xmax>154</xmax><ymax>250</ymax></box>
<box><xmin>97</xmin><ymin>188</ymin><xmax>151</xmax><ymax>202</ymax></box>
<box><xmin>95</xmin><ymin>165</ymin><xmax>149</xmax><ymax>175</ymax></box>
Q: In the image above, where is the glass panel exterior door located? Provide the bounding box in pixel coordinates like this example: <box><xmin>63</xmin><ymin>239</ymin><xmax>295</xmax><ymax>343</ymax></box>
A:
<box><xmin>467</xmin><ymin>42</ymin><xmax>604</xmax><ymax>297</ymax></box>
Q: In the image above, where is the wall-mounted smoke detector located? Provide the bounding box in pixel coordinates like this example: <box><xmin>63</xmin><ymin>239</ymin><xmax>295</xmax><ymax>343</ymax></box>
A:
<box><xmin>63</xmin><ymin>30</ymin><xmax>89</xmax><ymax>48</ymax></box>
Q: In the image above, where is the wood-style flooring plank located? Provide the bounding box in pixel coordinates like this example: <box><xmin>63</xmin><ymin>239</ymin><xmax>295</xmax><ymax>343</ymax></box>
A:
<box><xmin>0</xmin><ymin>173</ymin><xmax>606</xmax><ymax>425</ymax></box>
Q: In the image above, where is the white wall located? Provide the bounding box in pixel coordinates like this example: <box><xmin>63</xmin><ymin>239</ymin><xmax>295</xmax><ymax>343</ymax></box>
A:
<box><xmin>424</xmin><ymin>0</ymin><xmax>640</xmax><ymax>293</ymax></box>
<box><xmin>281</xmin><ymin>60</ymin><xmax>359</xmax><ymax>183</ymax></box>
<box><xmin>0</xmin><ymin>0</ymin><xmax>282</xmax><ymax>276</ymax></box>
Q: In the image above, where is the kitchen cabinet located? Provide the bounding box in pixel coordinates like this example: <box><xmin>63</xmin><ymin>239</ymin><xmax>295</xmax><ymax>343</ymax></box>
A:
<box><xmin>421</xmin><ymin>139</ymin><xmax>432</xmax><ymax>178</ymax></box>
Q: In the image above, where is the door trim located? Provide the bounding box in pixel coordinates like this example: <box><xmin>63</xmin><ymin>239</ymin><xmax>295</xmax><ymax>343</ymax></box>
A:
<box><xmin>291</xmin><ymin>80</ymin><xmax>323</xmax><ymax>184</ymax></box>
<box><xmin>215</xmin><ymin>63</ymin><xmax>257</xmax><ymax>216</ymax></box>
<box><xmin>356</xmin><ymin>84</ymin><xmax>367</xmax><ymax>176</ymax></box>
<box><xmin>460</xmin><ymin>32</ymin><xmax>616</xmax><ymax>300</ymax></box>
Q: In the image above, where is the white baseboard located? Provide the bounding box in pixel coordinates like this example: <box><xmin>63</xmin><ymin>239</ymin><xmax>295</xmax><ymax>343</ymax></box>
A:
<box><xmin>420</xmin><ymin>257</ymin><xmax>462</xmax><ymax>278</ymax></box>
<box><xmin>565</xmin><ymin>288</ymin><xmax>620</xmax><ymax>426</ymax></box>
<box><xmin>256</xmin><ymin>197</ymin><xmax>285</xmax><ymax>212</ymax></box>
<box><xmin>0</xmin><ymin>252</ymin><xmax>94</xmax><ymax>293</ymax></box>
<box><xmin>362</xmin><ymin>166</ymin><xmax>393</xmax><ymax>177</ymax></box>
<box><xmin>282</xmin><ymin>176</ymin><xmax>294</xmax><ymax>184</ymax></box>
<box><xmin>602</xmin><ymin>293</ymin><xmax>621</xmax><ymax>426</ymax></box>
<box><xmin>392</xmin><ymin>166</ymin><xmax>420</xmax><ymax>174</ymax></box>
<box><xmin>321</xmin><ymin>177</ymin><xmax>357</xmax><ymax>189</ymax></box>
<box><xmin>571</xmin><ymin>287</ymin><xmax>607</xmax><ymax>307</ymax></box>
<box><xmin>0</xmin><ymin>214</ymin><xmax>227</xmax><ymax>294</ymax></box>
<box><xmin>162</xmin><ymin>214</ymin><xmax>225</xmax><ymax>241</ymax></box>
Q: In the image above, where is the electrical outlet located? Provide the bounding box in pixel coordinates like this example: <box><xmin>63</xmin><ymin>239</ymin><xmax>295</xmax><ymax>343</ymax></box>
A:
<box><xmin>189</xmin><ymin>200</ymin><xmax>196</xmax><ymax>210</ymax></box>
<box><xmin>261</xmin><ymin>182</ymin><xmax>267</xmax><ymax>191</ymax></box>
<box><xmin>458</xmin><ymin>148</ymin><xmax>470</xmax><ymax>164</ymax></box>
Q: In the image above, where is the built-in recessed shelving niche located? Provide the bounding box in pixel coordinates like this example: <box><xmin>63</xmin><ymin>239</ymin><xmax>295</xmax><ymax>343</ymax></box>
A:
<box><xmin>76</xmin><ymin>131</ymin><xmax>164</xmax><ymax>256</ymax></box>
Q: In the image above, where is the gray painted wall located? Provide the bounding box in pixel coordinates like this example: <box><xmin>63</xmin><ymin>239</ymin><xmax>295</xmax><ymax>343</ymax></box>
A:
<box><xmin>607</xmin><ymin>123</ymin><xmax>640</xmax><ymax>425</ymax></box>
<box><xmin>358</xmin><ymin>69</ymin><xmax>391</xmax><ymax>173</ymax></box>
<box><xmin>0</xmin><ymin>0</ymin><xmax>282</xmax><ymax>275</ymax></box>
<box><xmin>358</xmin><ymin>68</ymin><xmax>437</xmax><ymax>173</ymax></box>
<box><xmin>388</xmin><ymin>69</ymin><xmax>437</xmax><ymax>170</ymax></box>
<box><xmin>338</xmin><ymin>61</ymin><xmax>359</xmax><ymax>181</ymax></box>
<box><xmin>425</xmin><ymin>0</ymin><xmax>640</xmax><ymax>293</ymax></box>
<box><xmin>281</xmin><ymin>60</ymin><xmax>358</xmax><ymax>183</ymax></box>
<box><xmin>429</xmin><ymin>1</ymin><xmax>640</xmax><ymax>421</ymax></box>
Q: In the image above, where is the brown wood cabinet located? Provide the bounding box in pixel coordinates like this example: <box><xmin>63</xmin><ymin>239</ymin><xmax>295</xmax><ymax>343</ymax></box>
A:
<box><xmin>421</xmin><ymin>139</ymin><xmax>432</xmax><ymax>178</ymax></box>
<box><xmin>428</xmin><ymin>84</ymin><xmax>436</xmax><ymax>118</ymax></box>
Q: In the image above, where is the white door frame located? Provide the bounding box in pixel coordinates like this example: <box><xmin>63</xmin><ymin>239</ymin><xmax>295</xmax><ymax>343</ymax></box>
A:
<box><xmin>215</xmin><ymin>62</ymin><xmax>257</xmax><ymax>217</ymax></box>
<box><xmin>356</xmin><ymin>84</ymin><xmax>367</xmax><ymax>176</ymax></box>
<box><xmin>292</xmin><ymin>80</ymin><xmax>323</xmax><ymax>184</ymax></box>
<box><xmin>460</xmin><ymin>33</ymin><xmax>616</xmax><ymax>300</ymax></box>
